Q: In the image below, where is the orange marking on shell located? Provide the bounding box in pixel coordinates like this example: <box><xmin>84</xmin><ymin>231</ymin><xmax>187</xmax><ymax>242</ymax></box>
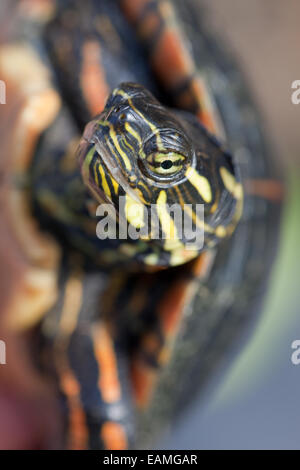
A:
<box><xmin>101</xmin><ymin>421</ymin><xmax>128</xmax><ymax>450</ymax></box>
<box><xmin>80</xmin><ymin>40</ymin><xmax>109</xmax><ymax>116</ymax></box>
<box><xmin>191</xmin><ymin>250</ymin><xmax>215</xmax><ymax>278</ymax></box>
<box><xmin>151</xmin><ymin>29</ymin><xmax>194</xmax><ymax>87</ymax></box>
<box><xmin>197</xmin><ymin>110</ymin><xmax>217</xmax><ymax>134</ymax></box>
<box><xmin>151</xmin><ymin>29</ymin><xmax>220</xmax><ymax>135</ymax></box>
<box><xmin>189</xmin><ymin>79</ymin><xmax>219</xmax><ymax>134</ymax></box>
<box><xmin>159</xmin><ymin>282</ymin><xmax>187</xmax><ymax>335</ymax></box>
<box><xmin>93</xmin><ymin>324</ymin><xmax>121</xmax><ymax>403</ymax></box>
<box><xmin>244</xmin><ymin>179</ymin><xmax>284</xmax><ymax>202</ymax></box>
<box><xmin>61</xmin><ymin>371</ymin><xmax>80</xmax><ymax>396</ymax></box>
<box><xmin>60</xmin><ymin>369</ymin><xmax>88</xmax><ymax>450</ymax></box>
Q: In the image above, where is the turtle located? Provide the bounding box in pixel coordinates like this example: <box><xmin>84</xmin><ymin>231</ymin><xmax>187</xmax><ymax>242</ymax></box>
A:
<box><xmin>0</xmin><ymin>0</ymin><xmax>283</xmax><ymax>450</ymax></box>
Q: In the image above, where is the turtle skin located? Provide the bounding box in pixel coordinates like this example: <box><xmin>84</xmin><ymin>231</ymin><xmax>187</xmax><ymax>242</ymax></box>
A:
<box><xmin>0</xmin><ymin>0</ymin><xmax>283</xmax><ymax>450</ymax></box>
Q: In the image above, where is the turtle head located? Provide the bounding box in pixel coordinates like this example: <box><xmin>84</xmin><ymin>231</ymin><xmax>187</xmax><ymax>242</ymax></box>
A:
<box><xmin>77</xmin><ymin>82</ymin><xmax>243</xmax><ymax>267</ymax></box>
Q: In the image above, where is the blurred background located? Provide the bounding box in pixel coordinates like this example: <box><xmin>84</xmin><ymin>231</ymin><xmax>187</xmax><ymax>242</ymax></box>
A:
<box><xmin>0</xmin><ymin>0</ymin><xmax>299</xmax><ymax>450</ymax></box>
<box><xmin>163</xmin><ymin>0</ymin><xmax>300</xmax><ymax>450</ymax></box>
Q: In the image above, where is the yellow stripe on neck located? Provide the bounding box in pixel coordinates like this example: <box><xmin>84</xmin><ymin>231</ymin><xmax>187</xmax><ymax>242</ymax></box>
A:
<box><xmin>185</xmin><ymin>167</ymin><xmax>212</xmax><ymax>203</ymax></box>
<box><xmin>156</xmin><ymin>190</ymin><xmax>183</xmax><ymax>251</ymax></box>
<box><xmin>125</xmin><ymin>194</ymin><xmax>145</xmax><ymax>229</ymax></box>
<box><xmin>220</xmin><ymin>166</ymin><xmax>243</xmax><ymax>199</ymax></box>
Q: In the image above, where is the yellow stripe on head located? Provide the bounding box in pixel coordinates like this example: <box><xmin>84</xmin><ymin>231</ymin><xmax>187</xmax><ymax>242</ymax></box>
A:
<box><xmin>98</xmin><ymin>163</ymin><xmax>111</xmax><ymax>199</ymax></box>
<box><xmin>124</xmin><ymin>122</ymin><xmax>147</xmax><ymax>160</ymax></box>
<box><xmin>185</xmin><ymin>167</ymin><xmax>212</xmax><ymax>203</ymax></box>
<box><xmin>183</xmin><ymin>203</ymin><xmax>214</xmax><ymax>234</ymax></box>
<box><xmin>156</xmin><ymin>190</ymin><xmax>182</xmax><ymax>251</ymax></box>
<box><xmin>220</xmin><ymin>166</ymin><xmax>243</xmax><ymax>199</ymax></box>
<box><xmin>124</xmin><ymin>122</ymin><xmax>142</xmax><ymax>144</ymax></box>
<box><xmin>125</xmin><ymin>194</ymin><xmax>145</xmax><ymax>229</ymax></box>
<box><xmin>81</xmin><ymin>145</ymin><xmax>97</xmax><ymax>186</ymax></box>
<box><xmin>109</xmin><ymin>174</ymin><xmax>119</xmax><ymax>196</ymax></box>
<box><xmin>116</xmin><ymin>89</ymin><xmax>163</xmax><ymax>149</ymax></box>
<box><xmin>108</xmin><ymin>124</ymin><xmax>132</xmax><ymax>171</ymax></box>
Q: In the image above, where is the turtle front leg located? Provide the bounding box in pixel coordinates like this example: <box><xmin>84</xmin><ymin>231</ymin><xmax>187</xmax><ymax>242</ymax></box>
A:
<box><xmin>42</xmin><ymin>265</ymin><xmax>135</xmax><ymax>450</ymax></box>
<box><xmin>130</xmin><ymin>251</ymin><xmax>215</xmax><ymax>409</ymax></box>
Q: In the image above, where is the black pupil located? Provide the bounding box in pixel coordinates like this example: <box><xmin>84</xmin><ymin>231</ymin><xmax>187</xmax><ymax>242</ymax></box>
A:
<box><xmin>161</xmin><ymin>160</ymin><xmax>173</xmax><ymax>170</ymax></box>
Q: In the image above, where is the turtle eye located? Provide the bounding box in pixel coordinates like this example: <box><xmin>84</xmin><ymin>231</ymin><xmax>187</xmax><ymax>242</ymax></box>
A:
<box><xmin>145</xmin><ymin>152</ymin><xmax>186</xmax><ymax>176</ymax></box>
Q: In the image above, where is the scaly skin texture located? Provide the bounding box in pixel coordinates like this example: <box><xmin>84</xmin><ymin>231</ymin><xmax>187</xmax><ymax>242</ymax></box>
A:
<box><xmin>0</xmin><ymin>0</ymin><xmax>283</xmax><ymax>449</ymax></box>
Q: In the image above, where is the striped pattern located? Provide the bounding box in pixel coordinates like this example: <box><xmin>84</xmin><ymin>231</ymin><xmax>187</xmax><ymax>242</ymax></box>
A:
<box><xmin>51</xmin><ymin>268</ymin><xmax>132</xmax><ymax>450</ymax></box>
